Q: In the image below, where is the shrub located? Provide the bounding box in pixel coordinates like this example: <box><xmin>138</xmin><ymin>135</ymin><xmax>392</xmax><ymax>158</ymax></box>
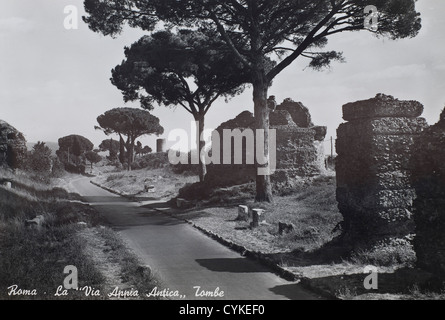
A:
<box><xmin>131</xmin><ymin>152</ymin><xmax>169</xmax><ymax>170</ymax></box>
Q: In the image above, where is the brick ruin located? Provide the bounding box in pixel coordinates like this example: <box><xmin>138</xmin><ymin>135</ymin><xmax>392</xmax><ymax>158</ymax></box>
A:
<box><xmin>336</xmin><ymin>94</ymin><xmax>428</xmax><ymax>247</ymax></box>
<box><xmin>204</xmin><ymin>98</ymin><xmax>327</xmax><ymax>188</ymax></box>
<box><xmin>411</xmin><ymin>108</ymin><xmax>445</xmax><ymax>277</ymax></box>
<box><xmin>0</xmin><ymin>120</ymin><xmax>27</xmax><ymax>169</ymax></box>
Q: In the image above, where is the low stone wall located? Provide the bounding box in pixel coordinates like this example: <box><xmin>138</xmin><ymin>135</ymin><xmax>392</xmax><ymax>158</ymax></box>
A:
<box><xmin>336</xmin><ymin>94</ymin><xmax>428</xmax><ymax>246</ymax></box>
<box><xmin>411</xmin><ymin>109</ymin><xmax>445</xmax><ymax>277</ymax></box>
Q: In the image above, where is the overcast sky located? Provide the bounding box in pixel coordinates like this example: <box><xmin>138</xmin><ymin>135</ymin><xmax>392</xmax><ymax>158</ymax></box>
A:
<box><xmin>1</xmin><ymin>0</ymin><xmax>445</xmax><ymax>154</ymax></box>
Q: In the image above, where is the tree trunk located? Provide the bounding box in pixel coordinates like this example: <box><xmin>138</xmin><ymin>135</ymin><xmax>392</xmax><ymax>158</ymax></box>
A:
<box><xmin>252</xmin><ymin>73</ymin><xmax>273</xmax><ymax>203</ymax></box>
<box><xmin>249</xmin><ymin>10</ymin><xmax>273</xmax><ymax>203</ymax></box>
<box><xmin>127</xmin><ymin>137</ymin><xmax>134</xmax><ymax>172</ymax></box>
<box><xmin>195</xmin><ymin>113</ymin><xmax>207</xmax><ymax>182</ymax></box>
<box><xmin>119</xmin><ymin>135</ymin><xmax>126</xmax><ymax>165</ymax></box>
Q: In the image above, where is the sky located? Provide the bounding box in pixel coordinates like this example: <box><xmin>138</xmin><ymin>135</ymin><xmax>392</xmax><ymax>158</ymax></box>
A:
<box><xmin>1</xmin><ymin>0</ymin><xmax>445</xmax><ymax>154</ymax></box>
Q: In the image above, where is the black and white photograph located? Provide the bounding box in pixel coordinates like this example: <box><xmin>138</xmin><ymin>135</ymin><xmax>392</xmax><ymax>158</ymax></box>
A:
<box><xmin>1</xmin><ymin>0</ymin><xmax>445</xmax><ymax>309</ymax></box>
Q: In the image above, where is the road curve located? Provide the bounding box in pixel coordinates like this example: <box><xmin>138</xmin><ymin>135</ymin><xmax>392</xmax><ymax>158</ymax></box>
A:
<box><xmin>70</xmin><ymin>176</ymin><xmax>321</xmax><ymax>300</ymax></box>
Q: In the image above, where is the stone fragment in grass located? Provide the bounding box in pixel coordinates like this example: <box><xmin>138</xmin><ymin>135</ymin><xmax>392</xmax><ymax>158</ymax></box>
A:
<box><xmin>176</xmin><ymin>198</ymin><xmax>193</xmax><ymax>209</ymax></box>
<box><xmin>251</xmin><ymin>209</ymin><xmax>266</xmax><ymax>228</ymax></box>
<box><xmin>237</xmin><ymin>205</ymin><xmax>249</xmax><ymax>221</ymax></box>
<box><xmin>25</xmin><ymin>215</ymin><xmax>45</xmax><ymax>230</ymax></box>
<box><xmin>278</xmin><ymin>222</ymin><xmax>295</xmax><ymax>235</ymax></box>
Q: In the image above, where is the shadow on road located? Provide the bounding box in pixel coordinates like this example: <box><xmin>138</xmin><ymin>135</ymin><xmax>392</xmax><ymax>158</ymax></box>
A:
<box><xmin>141</xmin><ymin>202</ymin><xmax>172</xmax><ymax>210</ymax></box>
<box><xmin>195</xmin><ymin>258</ymin><xmax>271</xmax><ymax>273</ymax></box>
<box><xmin>269</xmin><ymin>283</ymin><xmax>324</xmax><ymax>300</ymax></box>
<box><xmin>81</xmin><ymin>196</ymin><xmax>129</xmax><ymax>203</ymax></box>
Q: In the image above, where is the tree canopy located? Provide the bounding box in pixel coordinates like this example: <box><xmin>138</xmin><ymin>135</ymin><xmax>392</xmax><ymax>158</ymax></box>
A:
<box><xmin>58</xmin><ymin>134</ymin><xmax>94</xmax><ymax>156</ymax></box>
<box><xmin>99</xmin><ymin>138</ymin><xmax>120</xmax><ymax>160</ymax></box>
<box><xmin>85</xmin><ymin>150</ymin><xmax>102</xmax><ymax>170</ymax></box>
<box><xmin>111</xmin><ymin>29</ymin><xmax>252</xmax><ymax>181</ymax></box>
<box><xmin>84</xmin><ymin>0</ymin><xmax>421</xmax><ymax>77</ymax></box>
<box><xmin>84</xmin><ymin>0</ymin><xmax>421</xmax><ymax>201</ymax></box>
<box><xmin>112</xmin><ymin>29</ymin><xmax>250</xmax><ymax>114</ymax></box>
<box><xmin>99</xmin><ymin>138</ymin><xmax>120</xmax><ymax>152</ymax></box>
<box><xmin>27</xmin><ymin>142</ymin><xmax>52</xmax><ymax>173</ymax></box>
<box><xmin>96</xmin><ymin>107</ymin><xmax>164</xmax><ymax>170</ymax></box>
<box><xmin>97</xmin><ymin>107</ymin><xmax>164</xmax><ymax>138</ymax></box>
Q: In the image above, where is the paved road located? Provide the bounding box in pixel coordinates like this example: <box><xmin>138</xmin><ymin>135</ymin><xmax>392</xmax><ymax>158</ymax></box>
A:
<box><xmin>70</xmin><ymin>177</ymin><xmax>321</xmax><ymax>300</ymax></box>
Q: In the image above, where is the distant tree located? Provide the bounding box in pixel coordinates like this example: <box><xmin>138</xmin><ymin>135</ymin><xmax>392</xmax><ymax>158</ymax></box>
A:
<box><xmin>84</xmin><ymin>0</ymin><xmax>423</xmax><ymax>202</ymax></box>
<box><xmin>99</xmin><ymin>138</ymin><xmax>120</xmax><ymax>160</ymax></box>
<box><xmin>57</xmin><ymin>135</ymin><xmax>94</xmax><ymax>158</ymax></box>
<box><xmin>57</xmin><ymin>134</ymin><xmax>94</xmax><ymax>174</ymax></box>
<box><xmin>85</xmin><ymin>150</ymin><xmax>102</xmax><ymax>171</ymax></box>
<box><xmin>119</xmin><ymin>135</ymin><xmax>126</xmax><ymax>165</ymax></box>
<box><xmin>134</xmin><ymin>141</ymin><xmax>142</xmax><ymax>159</ymax></box>
<box><xmin>134</xmin><ymin>141</ymin><xmax>152</xmax><ymax>159</ymax></box>
<box><xmin>96</xmin><ymin>108</ymin><xmax>164</xmax><ymax>170</ymax></box>
<box><xmin>141</xmin><ymin>145</ymin><xmax>152</xmax><ymax>156</ymax></box>
<box><xmin>111</xmin><ymin>29</ymin><xmax>250</xmax><ymax>182</ymax></box>
<box><xmin>27</xmin><ymin>142</ymin><xmax>52</xmax><ymax>173</ymax></box>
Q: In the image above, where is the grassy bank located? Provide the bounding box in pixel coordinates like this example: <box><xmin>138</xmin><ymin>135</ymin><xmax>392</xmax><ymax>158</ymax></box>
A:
<box><xmin>91</xmin><ymin>167</ymin><xmax>198</xmax><ymax>200</ymax></box>
<box><xmin>0</xmin><ymin>168</ymin><xmax>159</xmax><ymax>300</ymax></box>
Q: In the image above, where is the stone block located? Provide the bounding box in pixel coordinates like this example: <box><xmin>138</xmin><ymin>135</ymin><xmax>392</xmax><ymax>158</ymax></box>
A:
<box><xmin>342</xmin><ymin>94</ymin><xmax>424</xmax><ymax>121</ymax></box>
<box><xmin>237</xmin><ymin>205</ymin><xmax>249</xmax><ymax>221</ymax></box>
<box><xmin>278</xmin><ymin>222</ymin><xmax>295</xmax><ymax>235</ymax></box>
<box><xmin>25</xmin><ymin>215</ymin><xmax>45</xmax><ymax>230</ymax></box>
<box><xmin>251</xmin><ymin>209</ymin><xmax>265</xmax><ymax>228</ymax></box>
<box><xmin>337</xmin><ymin>118</ymin><xmax>427</xmax><ymax>137</ymax></box>
<box><xmin>336</xmin><ymin>95</ymin><xmax>427</xmax><ymax>248</ymax></box>
<box><xmin>176</xmin><ymin>198</ymin><xmax>191</xmax><ymax>209</ymax></box>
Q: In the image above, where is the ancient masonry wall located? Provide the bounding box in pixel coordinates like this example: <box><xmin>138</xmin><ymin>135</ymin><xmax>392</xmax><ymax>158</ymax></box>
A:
<box><xmin>273</xmin><ymin>125</ymin><xmax>325</xmax><ymax>183</ymax></box>
<box><xmin>0</xmin><ymin>120</ymin><xmax>27</xmax><ymax>169</ymax></box>
<box><xmin>204</xmin><ymin>99</ymin><xmax>327</xmax><ymax>188</ymax></box>
<box><xmin>336</xmin><ymin>94</ymin><xmax>428</xmax><ymax>244</ymax></box>
<box><xmin>412</xmin><ymin>109</ymin><xmax>445</xmax><ymax>277</ymax></box>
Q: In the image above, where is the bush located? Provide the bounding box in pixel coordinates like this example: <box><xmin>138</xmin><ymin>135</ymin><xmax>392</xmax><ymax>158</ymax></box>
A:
<box><xmin>350</xmin><ymin>237</ymin><xmax>416</xmax><ymax>267</ymax></box>
<box><xmin>64</xmin><ymin>163</ymin><xmax>86</xmax><ymax>175</ymax></box>
<box><xmin>131</xmin><ymin>152</ymin><xmax>169</xmax><ymax>170</ymax></box>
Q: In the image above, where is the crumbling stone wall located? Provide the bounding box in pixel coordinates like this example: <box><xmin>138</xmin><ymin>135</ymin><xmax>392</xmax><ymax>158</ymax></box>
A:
<box><xmin>336</xmin><ymin>94</ymin><xmax>428</xmax><ymax>246</ymax></box>
<box><xmin>411</xmin><ymin>109</ymin><xmax>445</xmax><ymax>277</ymax></box>
<box><xmin>0</xmin><ymin>120</ymin><xmax>27</xmax><ymax>169</ymax></box>
<box><xmin>204</xmin><ymin>98</ymin><xmax>326</xmax><ymax>188</ymax></box>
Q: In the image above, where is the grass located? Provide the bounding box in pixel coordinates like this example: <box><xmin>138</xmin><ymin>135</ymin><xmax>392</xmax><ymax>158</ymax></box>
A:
<box><xmin>93</xmin><ymin>167</ymin><xmax>199</xmax><ymax>199</ymax></box>
<box><xmin>176</xmin><ymin>174</ymin><xmax>343</xmax><ymax>254</ymax></box>
<box><xmin>0</xmin><ymin>167</ymin><xmax>160</xmax><ymax>300</ymax></box>
<box><xmin>96</xmin><ymin>227</ymin><xmax>160</xmax><ymax>298</ymax></box>
<box><xmin>169</xmin><ymin>172</ymin><xmax>445</xmax><ymax>300</ymax></box>
<box><xmin>349</xmin><ymin>236</ymin><xmax>416</xmax><ymax>267</ymax></box>
<box><xmin>0</xmin><ymin>215</ymin><xmax>104</xmax><ymax>300</ymax></box>
<box><xmin>79</xmin><ymin>163</ymin><xmax>445</xmax><ymax>300</ymax></box>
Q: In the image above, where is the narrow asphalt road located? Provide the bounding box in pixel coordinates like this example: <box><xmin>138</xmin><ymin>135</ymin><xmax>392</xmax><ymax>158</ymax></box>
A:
<box><xmin>70</xmin><ymin>176</ymin><xmax>321</xmax><ymax>300</ymax></box>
